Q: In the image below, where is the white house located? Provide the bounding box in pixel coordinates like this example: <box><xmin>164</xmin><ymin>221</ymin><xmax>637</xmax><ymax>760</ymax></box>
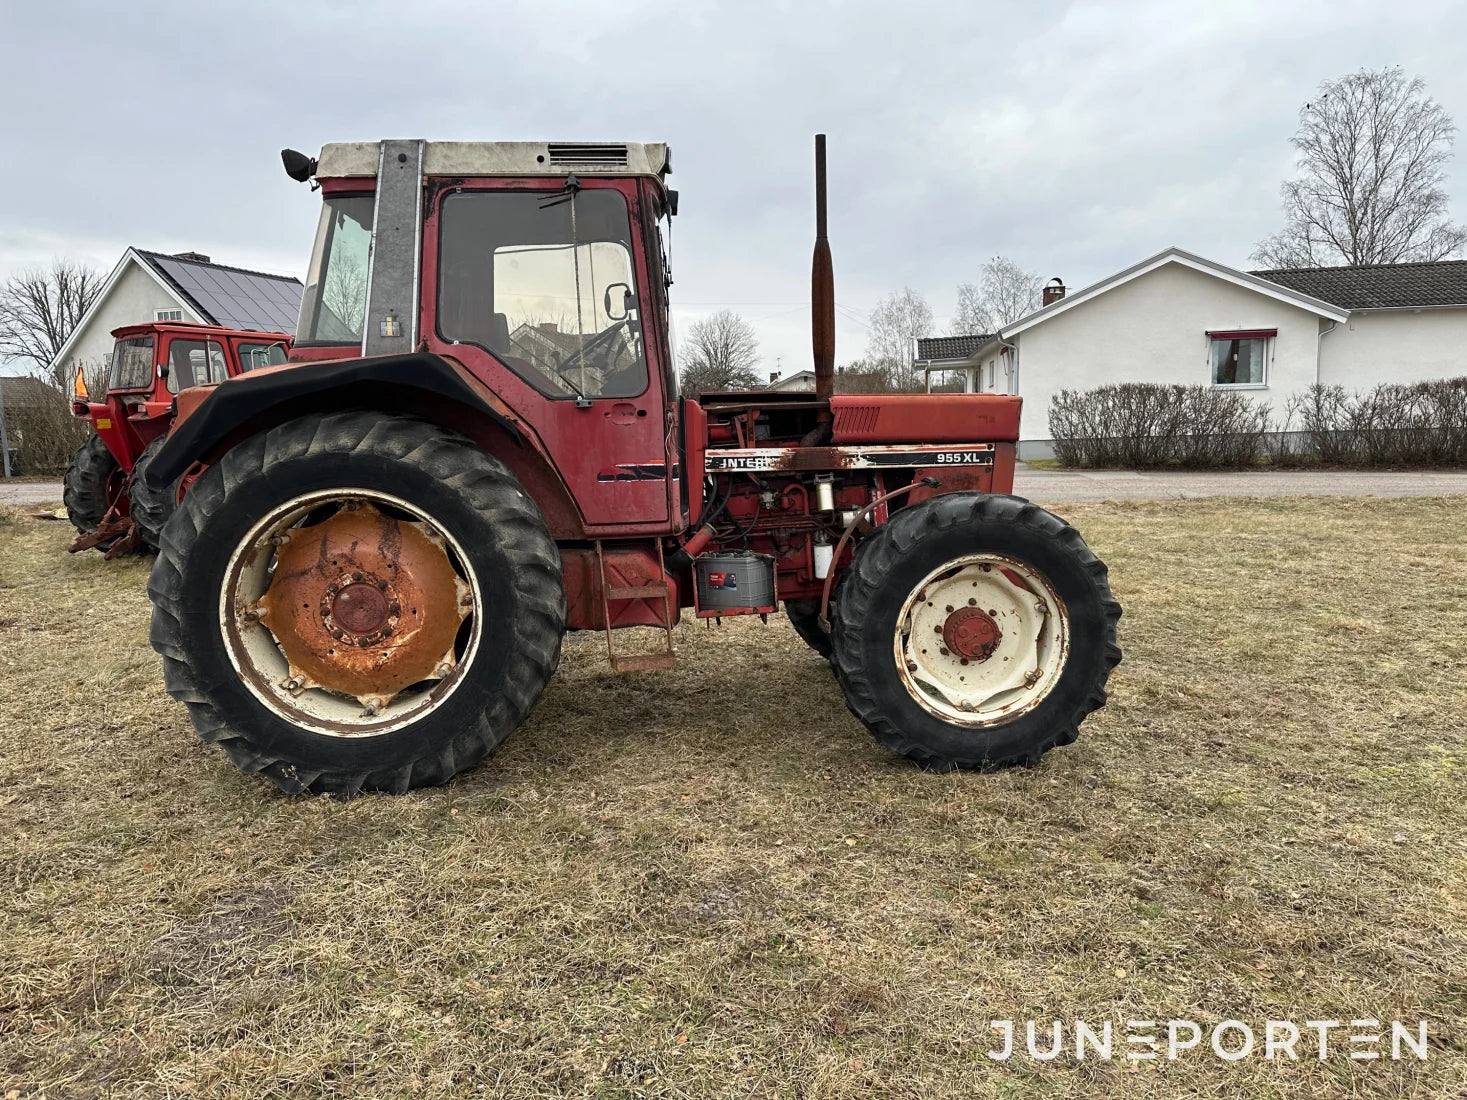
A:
<box><xmin>915</xmin><ymin>248</ymin><xmax>1467</xmax><ymax>459</ymax></box>
<box><xmin>50</xmin><ymin>248</ymin><xmax>303</xmax><ymax>383</ymax></box>
<box><xmin>766</xmin><ymin>368</ymin><xmax>816</xmax><ymax>392</ymax></box>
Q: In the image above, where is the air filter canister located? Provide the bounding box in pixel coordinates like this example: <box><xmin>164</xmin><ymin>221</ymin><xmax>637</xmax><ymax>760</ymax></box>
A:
<box><xmin>695</xmin><ymin>552</ymin><xmax>775</xmax><ymax>611</ymax></box>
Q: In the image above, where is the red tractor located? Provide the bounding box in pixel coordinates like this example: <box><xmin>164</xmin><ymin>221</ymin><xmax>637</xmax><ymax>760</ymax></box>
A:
<box><xmin>65</xmin><ymin>322</ymin><xmax>291</xmax><ymax>555</ymax></box>
<box><xmin>142</xmin><ymin>137</ymin><xmax>1121</xmax><ymax>795</ymax></box>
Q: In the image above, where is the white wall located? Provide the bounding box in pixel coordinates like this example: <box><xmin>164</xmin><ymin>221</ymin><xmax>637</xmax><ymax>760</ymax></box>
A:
<box><xmin>61</xmin><ymin>260</ymin><xmax>200</xmax><ymax>381</ymax></box>
<box><xmin>1014</xmin><ymin>262</ymin><xmax>1325</xmax><ymax>442</ymax></box>
<box><xmin>1320</xmin><ymin>308</ymin><xmax>1467</xmax><ymax>387</ymax></box>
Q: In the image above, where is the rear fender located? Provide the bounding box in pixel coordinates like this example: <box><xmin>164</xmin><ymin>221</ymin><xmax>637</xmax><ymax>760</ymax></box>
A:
<box><xmin>147</xmin><ymin>352</ymin><xmax>586</xmax><ymax>538</ymax></box>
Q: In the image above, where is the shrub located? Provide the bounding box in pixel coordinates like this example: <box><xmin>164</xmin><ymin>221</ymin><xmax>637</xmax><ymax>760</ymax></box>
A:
<box><xmin>1050</xmin><ymin>378</ymin><xmax>1467</xmax><ymax>469</ymax></box>
<box><xmin>1</xmin><ymin>380</ymin><xmax>90</xmax><ymax>475</ymax></box>
<box><xmin>1291</xmin><ymin>380</ymin><xmax>1467</xmax><ymax>466</ymax></box>
<box><xmin>1049</xmin><ymin>383</ymin><xmax>1270</xmax><ymax>468</ymax></box>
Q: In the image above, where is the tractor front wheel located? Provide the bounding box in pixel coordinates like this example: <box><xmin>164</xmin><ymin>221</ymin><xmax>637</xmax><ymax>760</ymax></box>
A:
<box><xmin>128</xmin><ymin>434</ymin><xmax>178</xmax><ymax>551</ymax></box>
<box><xmin>831</xmin><ymin>493</ymin><xmax>1121</xmax><ymax>770</ymax></box>
<box><xmin>63</xmin><ymin>435</ymin><xmax>123</xmax><ymax>550</ymax></box>
<box><xmin>783</xmin><ymin>598</ymin><xmax>833</xmax><ymax>661</ymax></box>
<box><xmin>147</xmin><ymin>412</ymin><xmax>566</xmax><ymax>795</ymax></box>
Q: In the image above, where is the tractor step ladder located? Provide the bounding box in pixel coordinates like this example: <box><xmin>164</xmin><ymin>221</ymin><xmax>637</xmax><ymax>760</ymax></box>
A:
<box><xmin>596</xmin><ymin>539</ymin><xmax>677</xmax><ymax>672</ymax></box>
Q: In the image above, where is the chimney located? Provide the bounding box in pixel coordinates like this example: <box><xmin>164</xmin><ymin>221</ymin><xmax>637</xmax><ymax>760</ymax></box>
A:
<box><xmin>769</xmin><ymin>371</ymin><xmax>780</xmax><ymax>384</ymax></box>
<box><xmin>539</xmin><ymin>322</ymin><xmax>559</xmax><ymax>333</ymax></box>
<box><xmin>1042</xmin><ymin>277</ymin><xmax>1066</xmax><ymax>306</ymax></box>
<box><xmin>174</xmin><ymin>251</ymin><xmax>211</xmax><ymax>263</ymax></box>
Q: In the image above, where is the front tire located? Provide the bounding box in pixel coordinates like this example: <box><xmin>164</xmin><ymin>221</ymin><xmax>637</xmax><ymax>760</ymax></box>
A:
<box><xmin>147</xmin><ymin>412</ymin><xmax>565</xmax><ymax>795</ymax></box>
<box><xmin>831</xmin><ymin>493</ymin><xmax>1121</xmax><ymax>770</ymax></box>
<box><xmin>784</xmin><ymin>598</ymin><xmax>833</xmax><ymax>660</ymax></box>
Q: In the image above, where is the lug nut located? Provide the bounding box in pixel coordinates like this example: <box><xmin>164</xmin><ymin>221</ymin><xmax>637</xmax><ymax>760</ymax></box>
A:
<box><xmin>434</xmin><ymin>663</ymin><xmax>453</xmax><ymax>678</ymax></box>
<box><xmin>269</xmin><ymin>533</ymin><xmax>290</xmax><ymax>547</ymax></box>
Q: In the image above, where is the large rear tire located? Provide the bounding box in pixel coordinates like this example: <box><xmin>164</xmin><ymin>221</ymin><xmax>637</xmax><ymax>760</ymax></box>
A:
<box><xmin>831</xmin><ymin>493</ymin><xmax>1121</xmax><ymax>771</ymax></box>
<box><xmin>147</xmin><ymin>411</ymin><xmax>565</xmax><ymax>795</ymax></box>
<box><xmin>128</xmin><ymin>434</ymin><xmax>177</xmax><ymax>551</ymax></box>
<box><xmin>63</xmin><ymin>435</ymin><xmax>122</xmax><ymax>550</ymax></box>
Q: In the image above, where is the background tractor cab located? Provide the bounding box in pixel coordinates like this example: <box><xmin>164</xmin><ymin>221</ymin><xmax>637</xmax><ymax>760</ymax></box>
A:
<box><xmin>64</xmin><ymin>322</ymin><xmax>290</xmax><ymax>555</ymax></box>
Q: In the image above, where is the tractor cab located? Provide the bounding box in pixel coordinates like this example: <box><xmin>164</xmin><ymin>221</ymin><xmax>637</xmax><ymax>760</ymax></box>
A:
<box><xmin>282</xmin><ymin>140</ymin><xmax>680</xmax><ymax>532</ymax></box>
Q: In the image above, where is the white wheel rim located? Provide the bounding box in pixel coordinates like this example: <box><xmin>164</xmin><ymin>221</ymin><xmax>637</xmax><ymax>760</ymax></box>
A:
<box><xmin>219</xmin><ymin>489</ymin><xmax>483</xmax><ymax>739</ymax></box>
<box><xmin>893</xmin><ymin>553</ymin><xmax>1069</xmax><ymax>727</ymax></box>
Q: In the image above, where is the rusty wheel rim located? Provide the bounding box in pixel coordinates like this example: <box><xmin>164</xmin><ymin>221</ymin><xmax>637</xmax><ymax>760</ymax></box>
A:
<box><xmin>220</xmin><ymin>490</ymin><xmax>482</xmax><ymax>737</ymax></box>
<box><xmin>893</xmin><ymin>554</ymin><xmax>1069</xmax><ymax>727</ymax></box>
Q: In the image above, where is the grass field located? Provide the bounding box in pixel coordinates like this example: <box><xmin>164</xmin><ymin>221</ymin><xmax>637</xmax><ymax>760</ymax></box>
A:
<box><xmin>2</xmin><ymin>497</ymin><xmax>1465</xmax><ymax>1098</ymax></box>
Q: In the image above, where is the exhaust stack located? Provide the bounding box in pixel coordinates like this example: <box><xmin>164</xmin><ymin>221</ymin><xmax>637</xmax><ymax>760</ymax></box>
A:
<box><xmin>811</xmin><ymin>134</ymin><xmax>835</xmax><ymax>399</ymax></box>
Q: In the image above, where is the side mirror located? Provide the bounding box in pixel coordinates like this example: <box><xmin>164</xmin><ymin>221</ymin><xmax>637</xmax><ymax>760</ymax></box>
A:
<box><xmin>604</xmin><ymin>282</ymin><xmax>632</xmax><ymax>321</ymax></box>
<box><xmin>158</xmin><ymin>362</ymin><xmax>169</xmax><ymax>379</ymax></box>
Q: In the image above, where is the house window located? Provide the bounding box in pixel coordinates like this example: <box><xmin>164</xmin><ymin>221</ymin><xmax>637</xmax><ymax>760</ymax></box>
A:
<box><xmin>155</xmin><ymin>308</ymin><xmax>184</xmax><ymax>322</ymax></box>
<box><xmin>1208</xmin><ymin>329</ymin><xmax>1276</xmax><ymax>386</ymax></box>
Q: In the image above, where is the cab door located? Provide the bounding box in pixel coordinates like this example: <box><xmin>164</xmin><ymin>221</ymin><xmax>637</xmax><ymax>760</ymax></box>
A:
<box><xmin>422</xmin><ymin>179</ymin><xmax>671</xmax><ymax>532</ymax></box>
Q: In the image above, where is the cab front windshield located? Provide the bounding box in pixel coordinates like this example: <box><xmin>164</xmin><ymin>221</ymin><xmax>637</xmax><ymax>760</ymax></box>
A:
<box><xmin>297</xmin><ymin>195</ymin><xmax>373</xmax><ymax>345</ymax></box>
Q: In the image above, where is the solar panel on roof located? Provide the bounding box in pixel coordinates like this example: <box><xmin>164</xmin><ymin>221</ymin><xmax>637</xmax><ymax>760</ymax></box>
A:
<box><xmin>144</xmin><ymin>254</ymin><xmax>303</xmax><ymax>332</ymax></box>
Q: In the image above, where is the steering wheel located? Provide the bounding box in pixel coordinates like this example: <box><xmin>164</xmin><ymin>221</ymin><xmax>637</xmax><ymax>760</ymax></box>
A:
<box><xmin>556</xmin><ymin>318</ymin><xmax>632</xmax><ymax>383</ymax></box>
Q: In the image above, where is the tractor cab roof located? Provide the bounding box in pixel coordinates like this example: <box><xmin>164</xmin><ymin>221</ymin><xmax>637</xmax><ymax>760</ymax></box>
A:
<box><xmin>110</xmin><ymin>321</ymin><xmax>293</xmax><ymax>342</ymax></box>
<box><xmin>315</xmin><ymin>140</ymin><xmax>672</xmax><ymax>181</ymax></box>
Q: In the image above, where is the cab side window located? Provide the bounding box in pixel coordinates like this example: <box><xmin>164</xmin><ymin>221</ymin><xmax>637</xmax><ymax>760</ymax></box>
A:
<box><xmin>438</xmin><ymin>189</ymin><xmax>648</xmax><ymax>400</ymax></box>
<box><xmin>167</xmin><ymin>339</ymin><xmax>229</xmax><ymax>393</ymax></box>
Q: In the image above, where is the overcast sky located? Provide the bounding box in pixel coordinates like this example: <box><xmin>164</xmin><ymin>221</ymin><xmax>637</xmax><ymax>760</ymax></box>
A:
<box><xmin>4</xmin><ymin>0</ymin><xmax>1466</xmax><ymax>378</ymax></box>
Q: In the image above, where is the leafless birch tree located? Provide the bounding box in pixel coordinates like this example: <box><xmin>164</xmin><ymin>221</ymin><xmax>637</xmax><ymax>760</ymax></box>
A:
<box><xmin>865</xmin><ymin>287</ymin><xmax>934</xmax><ymax>391</ymax></box>
<box><xmin>1253</xmin><ymin>67</ymin><xmax>1467</xmax><ymax>267</ymax></box>
<box><xmin>951</xmin><ymin>257</ymin><xmax>1044</xmax><ymax>334</ymax></box>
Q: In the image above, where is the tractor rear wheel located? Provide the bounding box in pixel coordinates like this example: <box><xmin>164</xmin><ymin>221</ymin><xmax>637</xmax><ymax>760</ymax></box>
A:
<box><xmin>147</xmin><ymin>411</ymin><xmax>565</xmax><ymax>795</ymax></box>
<box><xmin>63</xmin><ymin>435</ymin><xmax>123</xmax><ymax>551</ymax></box>
<box><xmin>784</xmin><ymin>598</ymin><xmax>833</xmax><ymax>660</ymax></box>
<box><xmin>830</xmin><ymin>493</ymin><xmax>1121</xmax><ymax>771</ymax></box>
<box><xmin>128</xmin><ymin>434</ymin><xmax>177</xmax><ymax>551</ymax></box>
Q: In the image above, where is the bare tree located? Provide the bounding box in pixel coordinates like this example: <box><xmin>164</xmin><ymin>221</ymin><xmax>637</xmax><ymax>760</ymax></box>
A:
<box><xmin>951</xmin><ymin>256</ymin><xmax>1044</xmax><ymax>334</ymax></box>
<box><xmin>1253</xmin><ymin>67</ymin><xmax>1467</xmax><ymax>268</ymax></box>
<box><xmin>865</xmin><ymin>287</ymin><xmax>934</xmax><ymax>391</ymax></box>
<box><xmin>678</xmin><ymin>309</ymin><xmax>762</xmax><ymax>396</ymax></box>
<box><xmin>0</xmin><ymin>260</ymin><xmax>105</xmax><ymax>389</ymax></box>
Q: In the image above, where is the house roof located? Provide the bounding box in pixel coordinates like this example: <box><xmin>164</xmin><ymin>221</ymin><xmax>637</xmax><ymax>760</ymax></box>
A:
<box><xmin>1250</xmin><ymin>260</ymin><xmax>1467</xmax><ymax>310</ymax></box>
<box><xmin>134</xmin><ymin>250</ymin><xmax>303</xmax><ymax>332</ymax></box>
<box><xmin>914</xmin><ymin>334</ymin><xmax>995</xmax><ymax>363</ymax></box>
<box><xmin>946</xmin><ymin>246</ymin><xmax>1351</xmax><ymax>363</ymax></box>
<box><xmin>0</xmin><ymin>375</ymin><xmax>67</xmax><ymax>409</ymax></box>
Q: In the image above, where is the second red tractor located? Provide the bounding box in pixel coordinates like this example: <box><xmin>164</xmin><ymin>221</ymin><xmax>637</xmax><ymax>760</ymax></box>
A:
<box><xmin>65</xmin><ymin>321</ymin><xmax>290</xmax><ymax>555</ymax></box>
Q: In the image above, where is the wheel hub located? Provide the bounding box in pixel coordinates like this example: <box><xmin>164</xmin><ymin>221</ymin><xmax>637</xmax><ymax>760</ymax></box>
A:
<box><xmin>254</xmin><ymin>503</ymin><xmax>469</xmax><ymax>702</ymax></box>
<box><xmin>324</xmin><ymin>577</ymin><xmax>397</xmax><ymax>642</ymax></box>
<box><xmin>942</xmin><ymin>605</ymin><xmax>1002</xmax><ymax>662</ymax></box>
<box><xmin>894</xmin><ymin>554</ymin><xmax>1069</xmax><ymax>727</ymax></box>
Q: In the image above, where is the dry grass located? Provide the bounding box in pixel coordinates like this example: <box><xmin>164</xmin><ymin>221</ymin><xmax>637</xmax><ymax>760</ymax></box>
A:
<box><xmin>2</xmin><ymin>497</ymin><xmax>1465</xmax><ymax>1098</ymax></box>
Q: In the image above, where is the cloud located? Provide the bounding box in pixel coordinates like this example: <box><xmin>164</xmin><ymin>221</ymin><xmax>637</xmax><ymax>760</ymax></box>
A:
<box><xmin>3</xmin><ymin>0</ymin><xmax>1466</xmax><ymax>374</ymax></box>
